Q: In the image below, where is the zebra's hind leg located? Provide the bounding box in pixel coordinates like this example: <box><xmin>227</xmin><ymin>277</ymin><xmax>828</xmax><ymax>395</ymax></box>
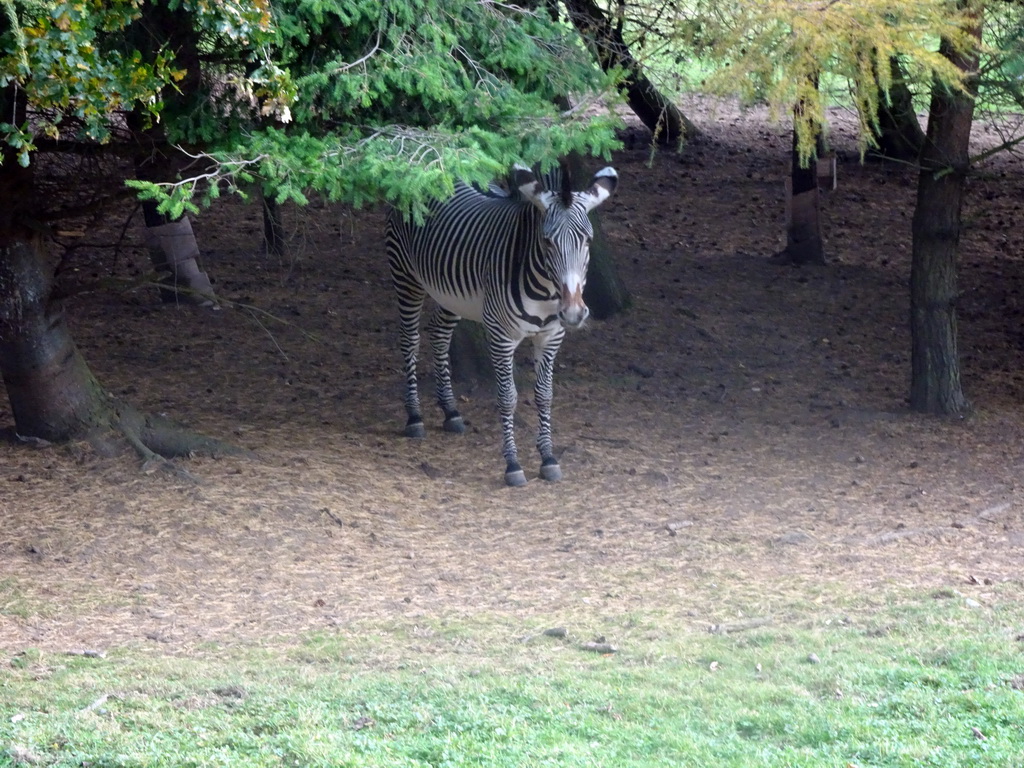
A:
<box><xmin>394</xmin><ymin>278</ymin><xmax>426</xmax><ymax>438</ymax></box>
<box><xmin>532</xmin><ymin>329</ymin><xmax>566</xmax><ymax>482</ymax></box>
<box><xmin>487</xmin><ymin>330</ymin><xmax>526</xmax><ymax>486</ymax></box>
<box><xmin>426</xmin><ymin>305</ymin><xmax>465</xmax><ymax>434</ymax></box>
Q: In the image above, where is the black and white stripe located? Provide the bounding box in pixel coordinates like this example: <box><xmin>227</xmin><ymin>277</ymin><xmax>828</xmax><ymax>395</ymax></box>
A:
<box><xmin>387</xmin><ymin>165</ymin><xmax>617</xmax><ymax>486</ymax></box>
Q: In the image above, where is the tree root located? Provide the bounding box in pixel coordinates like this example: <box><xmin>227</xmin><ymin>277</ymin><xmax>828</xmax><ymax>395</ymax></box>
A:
<box><xmin>81</xmin><ymin>399</ymin><xmax>252</xmax><ymax>479</ymax></box>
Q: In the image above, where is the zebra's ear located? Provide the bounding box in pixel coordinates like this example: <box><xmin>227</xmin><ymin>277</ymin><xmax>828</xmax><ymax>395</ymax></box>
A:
<box><xmin>513</xmin><ymin>165</ymin><xmax>552</xmax><ymax>213</ymax></box>
<box><xmin>582</xmin><ymin>167</ymin><xmax>618</xmax><ymax>212</ymax></box>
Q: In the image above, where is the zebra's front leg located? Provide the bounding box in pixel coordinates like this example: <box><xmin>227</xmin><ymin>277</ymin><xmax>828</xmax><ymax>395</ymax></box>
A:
<box><xmin>426</xmin><ymin>305</ymin><xmax>465</xmax><ymax>434</ymax></box>
<box><xmin>532</xmin><ymin>328</ymin><xmax>566</xmax><ymax>482</ymax></box>
<box><xmin>487</xmin><ymin>332</ymin><xmax>526</xmax><ymax>487</ymax></box>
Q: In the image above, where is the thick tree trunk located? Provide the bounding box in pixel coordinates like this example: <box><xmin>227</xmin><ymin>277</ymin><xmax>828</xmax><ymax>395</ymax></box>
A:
<box><xmin>871</xmin><ymin>56</ymin><xmax>926</xmax><ymax>162</ymax></box>
<box><xmin>0</xmin><ymin>102</ymin><xmax>101</xmax><ymax>441</ymax></box>
<box><xmin>584</xmin><ymin>213</ymin><xmax>630</xmax><ymax>319</ymax></box>
<box><xmin>0</xmin><ymin>147</ymin><xmax>236</xmax><ymax>462</ymax></box>
<box><xmin>0</xmin><ymin>226</ymin><xmax>236</xmax><ymax>460</ymax></box>
<box><xmin>909</xmin><ymin>24</ymin><xmax>979</xmax><ymax>415</ymax></box>
<box><xmin>564</xmin><ymin>0</ymin><xmax>697</xmax><ymax>146</ymax></box>
<box><xmin>0</xmin><ymin>236</ymin><xmax>113</xmax><ymax>440</ymax></box>
<box><xmin>777</xmin><ymin>109</ymin><xmax>825</xmax><ymax>265</ymax></box>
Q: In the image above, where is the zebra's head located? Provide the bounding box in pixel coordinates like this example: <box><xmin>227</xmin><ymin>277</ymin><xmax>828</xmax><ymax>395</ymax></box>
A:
<box><xmin>514</xmin><ymin>165</ymin><xmax>618</xmax><ymax>328</ymax></box>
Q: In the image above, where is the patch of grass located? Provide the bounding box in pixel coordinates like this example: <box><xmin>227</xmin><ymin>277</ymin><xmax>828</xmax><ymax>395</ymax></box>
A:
<box><xmin>0</xmin><ymin>579</ymin><xmax>39</xmax><ymax>620</ymax></box>
<box><xmin>0</xmin><ymin>576</ymin><xmax>130</xmax><ymax>623</ymax></box>
<box><xmin>2</xmin><ymin>596</ymin><xmax>1023</xmax><ymax>767</ymax></box>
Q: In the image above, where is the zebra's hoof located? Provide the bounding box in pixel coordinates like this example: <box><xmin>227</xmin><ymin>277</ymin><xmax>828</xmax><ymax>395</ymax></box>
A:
<box><xmin>539</xmin><ymin>462</ymin><xmax>562</xmax><ymax>482</ymax></box>
<box><xmin>505</xmin><ymin>468</ymin><xmax>528</xmax><ymax>487</ymax></box>
<box><xmin>443</xmin><ymin>415</ymin><xmax>465</xmax><ymax>434</ymax></box>
<box><xmin>404</xmin><ymin>421</ymin><xmax>426</xmax><ymax>438</ymax></box>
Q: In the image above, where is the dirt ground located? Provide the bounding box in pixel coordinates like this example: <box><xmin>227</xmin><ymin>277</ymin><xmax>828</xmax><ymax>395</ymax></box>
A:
<box><xmin>2</xmin><ymin>98</ymin><xmax>1023</xmax><ymax>654</ymax></box>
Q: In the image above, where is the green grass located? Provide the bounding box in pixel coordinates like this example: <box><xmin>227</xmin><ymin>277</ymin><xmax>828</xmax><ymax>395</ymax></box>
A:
<box><xmin>2</xmin><ymin>597</ymin><xmax>1023</xmax><ymax>767</ymax></box>
<box><xmin>0</xmin><ymin>579</ymin><xmax>39</xmax><ymax>620</ymax></box>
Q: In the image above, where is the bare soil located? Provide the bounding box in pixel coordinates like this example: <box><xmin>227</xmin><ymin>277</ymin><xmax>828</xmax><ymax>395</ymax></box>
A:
<box><xmin>2</xmin><ymin>99</ymin><xmax>1023</xmax><ymax>654</ymax></box>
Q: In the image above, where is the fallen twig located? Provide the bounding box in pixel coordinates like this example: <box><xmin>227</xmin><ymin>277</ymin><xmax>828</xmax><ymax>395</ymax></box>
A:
<box><xmin>66</xmin><ymin>649</ymin><xmax>106</xmax><ymax>659</ymax></box>
<box><xmin>709</xmin><ymin>617</ymin><xmax>772</xmax><ymax>635</ymax></box>
<box><xmin>82</xmin><ymin>694</ymin><xmax>111</xmax><ymax>712</ymax></box>
<box><xmin>581</xmin><ymin>642</ymin><xmax>617</xmax><ymax>654</ymax></box>
<box><xmin>976</xmin><ymin>502</ymin><xmax>1012</xmax><ymax>523</ymax></box>
<box><xmin>579</xmin><ymin>435</ymin><xmax>631</xmax><ymax>446</ymax></box>
<box><xmin>846</xmin><ymin>526</ymin><xmax>948</xmax><ymax>546</ymax></box>
<box><xmin>322</xmin><ymin>508</ymin><xmax>345</xmax><ymax>527</ymax></box>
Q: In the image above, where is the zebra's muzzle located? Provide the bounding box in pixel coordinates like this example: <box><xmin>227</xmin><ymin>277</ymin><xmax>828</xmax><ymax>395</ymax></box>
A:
<box><xmin>559</xmin><ymin>282</ymin><xmax>589</xmax><ymax>328</ymax></box>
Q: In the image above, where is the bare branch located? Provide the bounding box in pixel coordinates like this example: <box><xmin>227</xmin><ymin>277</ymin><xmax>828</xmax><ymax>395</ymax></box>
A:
<box><xmin>331</xmin><ymin>30</ymin><xmax>382</xmax><ymax>74</ymax></box>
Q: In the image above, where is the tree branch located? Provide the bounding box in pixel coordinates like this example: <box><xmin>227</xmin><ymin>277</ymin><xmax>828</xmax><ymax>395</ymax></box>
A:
<box><xmin>330</xmin><ymin>30</ymin><xmax>381</xmax><ymax>74</ymax></box>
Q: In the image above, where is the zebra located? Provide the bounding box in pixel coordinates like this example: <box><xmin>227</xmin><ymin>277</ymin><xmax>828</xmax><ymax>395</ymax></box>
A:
<box><xmin>386</xmin><ymin>164</ymin><xmax>618</xmax><ymax>486</ymax></box>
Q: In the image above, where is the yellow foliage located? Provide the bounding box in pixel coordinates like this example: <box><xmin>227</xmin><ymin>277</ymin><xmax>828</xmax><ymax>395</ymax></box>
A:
<box><xmin>670</xmin><ymin>0</ymin><xmax>985</xmax><ymax>159</ymax></box>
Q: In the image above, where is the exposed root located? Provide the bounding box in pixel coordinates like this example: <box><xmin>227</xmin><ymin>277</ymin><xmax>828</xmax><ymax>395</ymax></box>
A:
<box><xmin>131</xmin><ymin>408</ymin><xmax>250</xmax><ymax>460</ymax></box>
<box><xmin>78</xmin><ymin>399</ymin><xmax>252</xmax><ymax>479</ymax></box>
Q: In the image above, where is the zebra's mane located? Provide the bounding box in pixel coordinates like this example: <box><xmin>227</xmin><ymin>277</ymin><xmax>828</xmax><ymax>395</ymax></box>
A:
<box><xmin>558</xmin><ymin>160</ymin><xmax>573</xmax><ymax>208</ymax></box>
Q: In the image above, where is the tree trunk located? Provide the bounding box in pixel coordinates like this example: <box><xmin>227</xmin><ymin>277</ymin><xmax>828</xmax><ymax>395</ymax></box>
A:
<box><xmin>0</xmin><ymin>129</ymin><xmax>236</xmax><ymax>462</ymax></box>
<box><xmin>263</xmin><ymin>193</ymin><xmax>287</xmax><ymax>259</ymax></box>
<box><xmin>871</xmin><ymin>56</ymin><xmax>926</xmax><ymax>162</ymax></box>
<box><xmin>777</xmin><ymin>108</ymin><xmax>825</xmax><ymax>265</ymax></box>
<box><xmin>0</xmin><ymin>225</ymin><xmax>236</xmax><ymax>461</ymax></box>
<box><xmin>0</xmin><ymin>93</ymin><xmax>103</xmax><ymax>441</ymax></box>
<box><xmin>0</xmin><ymin>235</ymin><xmax>113</xmax><ymax>441</ymax></box>
<box><xmin>564</xmin><ymin>0</ymin><xmax>697</xmax><ymax>146</ymax></box>
<box><xmin>584</xmin><ymin>212</ymin><xmax>631</xmax><ymax>319</ymax></box>
<box><xmin>142</xmin><ymin>208</ymin><xmax>217</xmax><ymax>306</ymax></box>
<box><xmin>131</xmin><ymin>132</ymin><xmax>217</xmax><ymax>307</ymax></box>
<box><xmin>909</xmin><ymin>21</ymin><xmax>980</xmax><ymax>415</ymax></box>
<box><xmin>126</xmin><ymin>8</ymin><xmax>216</xmax><ymax>307</ymax></box>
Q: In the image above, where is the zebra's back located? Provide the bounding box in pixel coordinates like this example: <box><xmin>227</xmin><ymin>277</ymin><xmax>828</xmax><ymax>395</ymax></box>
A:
<box><xmin>386</xmin><ymin>184</ymin><xmax>536</xmax><ymax>322</ymax></box>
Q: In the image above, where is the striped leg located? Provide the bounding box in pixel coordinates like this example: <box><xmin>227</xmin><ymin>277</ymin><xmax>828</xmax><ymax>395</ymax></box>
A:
<box><xmin>486</xmin><ymin>328</ymin><xmax>525</xmax><ymax>487</ymax></box>
<box><xmin>392</xmin><ymin>272</ymin><xmax>427</xmax><ymax>438</ymax></box>
<box><xmin>532</xmin><ymin>328</ymin><xmax>565</xmax><ymax>481</ymax></box>
<box><xmin>426</xmin><ymin>305</ymin><xmax>465</xmax><ymax>433</ymax></box>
